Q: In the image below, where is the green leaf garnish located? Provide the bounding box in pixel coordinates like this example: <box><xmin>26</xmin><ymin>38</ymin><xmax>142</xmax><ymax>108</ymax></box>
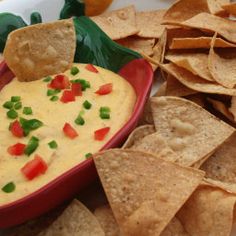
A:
<box><xmin>24</xmin><ymin>136</ymin><xmax>39</xmax><ymax>156</ymax></box>
<box><xmin>2</xmin><ymin>182</ymin><xmax>16</xmax><ymax>193</ymax></box>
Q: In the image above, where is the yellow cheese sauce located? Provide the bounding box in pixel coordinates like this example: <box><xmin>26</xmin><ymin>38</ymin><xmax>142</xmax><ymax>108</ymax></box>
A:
<box><xmin>0</xmin><ymin>63</ymin><xmax>136</xmax><ymax>205</ymax></box>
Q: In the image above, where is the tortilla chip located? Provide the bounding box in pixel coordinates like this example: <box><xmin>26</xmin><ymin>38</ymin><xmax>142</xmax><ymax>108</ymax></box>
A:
<box><xmin>191</xmin><ymin>151</ymin><xmax>215</xmax><ymax>169</ymax></box>
<box><xmin>91</xmin><ymin>5</ymin><xmax>139</xmax><ymax>40</ymax></box>
<box><xmin>3</xmin><ymin>19</ymin><xmax>75</xmax><ymax>82</ymax></box>
<box><xmin>167</xmin><ymin>13</ymin><xmax>236</xmax><ymax>44</ymax></box>
<box><xmin>40</xmin><ymin>199</ymin><xmax>105</xmax><ymax>236</ymax></box>
<box><xmin>150</xmin><ymin>96</ymin><xmax>234</xmax><ymax>166</ymax></box>
<box><xmin>94</xmin><ymin>149</ymin><xmax>204</xmax><ymax>236</ymax></box>
<box><xmin>117</xmin><ymin>36</ymin><xmax>155</xmax><ymax>56</ymax></box>
<box><xmin>166</xmin><ymin>53</ymin><xmax>214</xmax><ymax>82</ymax></box>
<box><xmin>160</xmin><ymin>63</ymin><xmax>236</xmax><ymax>96</ymax></box>
<box><xmin>136</xmin><ymin>10</ymin><xmax>166</xmax><ymax>38</ymax></box>
<box><xmin>122</xmin><ymin>125</ymin><xmax>155</xmax><ymax>149</ymax></box>
<box><xmin>166</xmin><ymin>74</ymin><xmax>197</xmax><ymax>97</ymax></box>
<box><xmin>207</xmin><ymin>0</ymin><xmax>230</xmax><ymax>15</ymax></box>
<box><xmin>222</xmin><ymin>2</ymin><xmax>236</xmax><ymax>16</ymax></box>
<box><xmin>138</xmin><ymin>100</ymin><xmax>154</xmax><ymax>125</ymax></box>
<box><xmin>154</xmin><ymin>81</ymin><xmax>167</xmax><ymax>97</ymax></box>
<box><xmin>169</xmin><ymin>37</ymin><xmax>236</xmax><ymax>49</ymax></box>
<box><xmin>177</xmin><ymin>184</ymin><xmax>236</xmax><ymax>236</ymax></box>
<box><xmin>94</xmin><ymin>205</ymin><xmax>120</xmax><ymax>236</ymax></box>
<box><xmin>204</xmin><ymin>178</ymin><xmax>236</xmax><ymax>194</ymax></box>
<box><xmin>229</xmin><ymin>96</ymin><xmax>236</xmax><ymax>122</ymax></box>
<box><xmin>208</xmin><ymin>34</ymin><xmax>236</xmax><ymax>89</ymax></box>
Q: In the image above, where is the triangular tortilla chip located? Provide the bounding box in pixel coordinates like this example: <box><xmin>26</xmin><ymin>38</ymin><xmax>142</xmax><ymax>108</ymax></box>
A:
<box><xmin>177</xmin><ymin>184</ymin><xmax>236</xmax><ymax>236</ymax></box>
<box><xmin>94</xmin><ymin>149</ymin><xmax>204</xmax><ymax>236</ymax></box>
<box><xmin>150</xmin><ymin>96</ymin><xmax>234</xmax><ymax>166</ymax></box>
<box><xmin>136</xmin><ymin>10</ymin><xmax>166</xmax><ymax>38</ymax></box>
<box><xmin>94</xmin><ymin>205</ymin><xmax>120</xmax><ymax>236</ymax></box>
<box><xmin>160</xmin><ymin>63</ymin><xmax>236</xmax><ymax>96</ymax></box>
<box><xmin>222</xmin><ymin>2</ymin><xmax>236</xmax><ymax>16</ymax></box>
<box><xmin>166</xmin><ymin>53</ymin><xmax>214</xmax><ymax>81</ymax></box>
<box><xmin>3</xmin><ymin>19</ymin><xmax>76</xmax><ymax>82</ymax></box>
<box><xmin>91</xmin><ymin>5</ymin><xmax>138</xmax><ymax>40</ymax></box>
<box><xmin>41</xmin><ymin>199</ymin><xmax>105</xmax><ymax>236</ymax></box>
<box><xmin>204</xmin><ymin>178</ymin><xmax>236</xmax><ymax>194</ymax></box>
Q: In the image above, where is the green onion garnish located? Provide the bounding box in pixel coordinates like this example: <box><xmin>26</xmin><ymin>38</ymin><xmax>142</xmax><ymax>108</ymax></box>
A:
<box><xmin>71</xmin><ymin>79</ymin><xmax>90</xmax><ymax>91</ymax></box>
<box><xmin>75</xmin><ymin>115</ymin><xmax>85</xmax><ymax>126</ymax></box>
<box><xmin>43</xmin><ymin>76</ymin><xmax>52</xmax><ymax>82</ymax></box>
<box><xmin>1</xmin><ymin>182</ymin><xmax>15</xmax><ymax>193</ymax></box>
<box><xmin>47</xmin><ymin>89</ymin><xmax>61</xmax><ymax>96</ymax></box>
<box><xmin>85</xmin><ymin>153</ymin><xmax>92</xmax><ymax>159</ymax></box>
<box><xmin>14</xmin><ymin>102</ymin><xmax>22</xmax><ymax>110</ymax></box>
<box><xmin>3</xmin><ymin>101</ymin><xmax>13</xmax><ymax>109</ymax></box>
<box><xmin>83</xmin><ymin>100</ymin><xmax>92</xmax><ymax>110</ymax></box>
<box><xmin>99</xmin><ymin>107</ymin><xmax>110</xmax><ymax>113</ymax></box>
<box><xmin>24</xmin><ymin>136</ymin><xmax>39</xmax><ymax>156</ymax></box>
<box><xmin>100</xmin><ymin>112</ymin><xmax>110</xmax><ymax>119</ymax></box>
<box><xmin>50</xmin><ymin>96</ymin><xmax>59</xmax><ymax>101</ymax></box>
<box><xmin>11</xmin><ymin>96</ymin><xmax>21</xmax><ymax>102</ymax></box>
<box><xmin>7</xmin><ymin>109</ymin><xmax>18</xmax><ymax>119</ymax></box>
<box><xmin>19</xmin><ymin>118</ymin><xmax>43</xmax><ymax>136</ymax></box>
<box><xmin>23</xmin><ymin>107</ymin><xmax>33</xmax><ymax>115</ymax></box>
<box><xmin>48</xmin><ymin>140</ymin><xmax>58</xmax><ymax>149</ymax></box>
<box><xmin>70</xmin><ymin>66</ymin><xmax>79</xmax><ymax>75</ymax></box>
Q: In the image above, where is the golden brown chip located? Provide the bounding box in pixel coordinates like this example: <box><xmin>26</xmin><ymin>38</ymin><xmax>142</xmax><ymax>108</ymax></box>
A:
<box><xmin>177</xmin><ymin>184</ymin><xmax>236</xmax><ymax>236</ymax></box>
<box><xmin>94</xmin><ymin>149</ymin><xmax>204</xmax><ymax>236</ymax></box>
<box><xmin>94</xmin><ymin>205</ymin><xmax>120</xmax><ymax>236</ymax></box>
<box><xmin>136</xmin><ymin>10</ymin><xmax>166</xmax><ymax>38</ymax></box>
<box><xmin>122</xmin><ymin>125</ymin><xmax>155</xmax><ymax>149</ymax></box>
<box><xmin>222</xmin><ymin>2</ymin><xmax>236</xmax><ymax>16</ymax></box>
<box><xmin>191</xmin><ymin>151</ymin><xmax>215</xmax><ymax>169</ymax></box>
<box><xmin>229</xmin><ymin>96</ymin><xmax>236</xmax><ymax>122</ymax></box>
<box><xmin>166</xmin><ymin>53</ymin><xmax>214</xmax><ymax>81</ymax></box>
<box><xmin>3</xmin><ymin>19</ymin><xmax>76</xmax><ymax>82</ymax></box>
<box><xmin>150</xmin><ymin>96</ymin><xmax>234</xmax><ymax>166</ymax></box>
<box><xmin>91</xmin><ymin>5</ymin><xmax>139</xmax><ymax>40</ymax></box>
<box><xmin>154</xmin><ymin>81</ymin><xmax>167</xmax><ymax>97</ymax></box>
<box><xmin>160</xmin><ymin>63</ymin><xmax>236</xmax><ymax>96</ymax></box>
<box><xmin>207</xmin><ymin>0</ymin><xmax>230</xmax><ymax>15</ymax></box>
<box><xmin>117</xmin><ymin>36</ymin><xmax>155</xmax><ymax>56</ymax></box>
<box><xmin>138</xmin><ymin>100</ymin><xmax>154</xmax><ymax>125</ymax></box>
<box><xmin>208</xmin><ymin>34</ymin><xmax>236</xmax><ymax>89</ymax></box>
<box><xmin>40</xmin><ymin>200</ymin><xmax>105</xmax><ymax>236</ymax></box>
<box><xmin>204</xmin><ymin>178</ymin><xmax>236</xmax><ymax>194</ymax></box>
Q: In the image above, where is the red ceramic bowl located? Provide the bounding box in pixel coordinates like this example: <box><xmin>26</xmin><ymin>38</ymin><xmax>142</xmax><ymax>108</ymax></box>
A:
<box><xmin>0</xmin><ymin>58</ymin><xmax>153</xmax><ymax>228</ymax></box>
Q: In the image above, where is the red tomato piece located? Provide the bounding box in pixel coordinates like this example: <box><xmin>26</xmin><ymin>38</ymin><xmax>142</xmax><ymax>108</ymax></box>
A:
<box><xmin>94</xmin><ymin>127</ymin><xmax>110</xmax><ymax>141</ymax></box>
<box><xmin>21</xmin><ymin>155</ymin><xmax>48</xmax><ymax>180</ymax></box>
<box><xmin>60</xmin><ymin>90</ymin><xmax>76</xmax><ymax>103</ymax></box>
<box><xmin>85</xmin><ymin>64</ymin><xmax>98</xmax><ymax>73</ymax></box>
<box><xmin>71</xmin><ymin>83</ymin><xmax>82</xmax><ymax>96</ymax></box>
<box><xmin>10</xmin><ymin>120</ymin><xmax>24</xmax><ymax>138</ymax></box>
<box><xmin>49</xmin><ymin>74</ymin><xmax>70</xmax><ymax>90</ymax></box>
<box><xmin>63</xmin><ymin>123</ymin><xmax>78</xmax><ymax>139</ymax></box>
<box><xmin>7</xmin><ymin>143</ymin><xmax>26</xmax><ymax>156</ymax></box>
<box><xmin>95</xmin><ymin>83</ymin><xmax>113</xmax><ymax>95</ymax></box>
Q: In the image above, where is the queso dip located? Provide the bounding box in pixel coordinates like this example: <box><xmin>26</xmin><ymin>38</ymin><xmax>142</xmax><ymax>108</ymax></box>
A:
<box><xmin>0</xmin><ymin>63</ymin><xmax>136</xmax><ymax>205</ymax></box>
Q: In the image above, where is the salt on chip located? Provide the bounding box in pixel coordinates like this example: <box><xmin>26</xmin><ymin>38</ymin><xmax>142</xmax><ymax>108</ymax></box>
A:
<box><xmin>40</xmin><ymin>199</ymin><xmax>105</xmax><ymax>236</ymax></box>
<box><xmin>150</xmin><ymin>96</ymin><xmax>234</xmax><ymax>166</ymax></box>
<box><xmin>177</xmin><ymin>183</ymin><xmax>236</xmax><ymax>236</ymax></box>
<box><xmin>222</xmin><ymin>2</ymin><xmax>236</xmax><ymax>16</ymax></box>
<box><xmin>208</xmin><ymin>33</ymin><xmax>236</xmax><ymax>89</ymax></box>
<box><xmin>166</xmin><ymin>53</ymin><xmax>214</xmax><ymax>81</ymax></box>
<box><xmin>3</xmin><ymin>19</ymin><xmax>76</xmax><ymax>82</ymax></box>
<box><xmin>91</xmin><ymin>5</ymin><xmax>139</xmax><ymax>40</ymax></box>
<box><xmin>160</xmin><ymin>63</ymin><xmax>236</xmax><ymax>96</ymax></box>
<box><xmin>94</xmin><ymin>149</ymin><xmax>204</xmax><ymax>236</ymax></box>
<box><xmin>122</xmin><ymin>125</ymin><xmax>155</xmax><ymax>149</ymax></box>
<box><xmin>136</xmin><ymin>10</ymin><xmax>166</xmax><ymax>38</ymax></box>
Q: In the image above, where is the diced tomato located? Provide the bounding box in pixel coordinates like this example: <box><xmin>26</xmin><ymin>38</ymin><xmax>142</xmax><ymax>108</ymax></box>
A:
<box><xmin>7</xmin><ymin>143</ymin><xmax>26</xmax><ymax>156</ymax></box>
<box><xmin>71</xmin><ymin>83</ymin><xmax>82</xmax><ymax>96</ymax></box>
<box><xmin>94</xmin><ymin>127</ymin><xmax>110</xmax><ymax>141</ymax></box>
<box><xmin>85</xmin><ymin>64</ymin><xmax>98</xmax><ymax>73</ymax></box>
<box><xmin>63</xmin><ymin>123</ymin><xmax>78</xmax><ymax>139</ymax></box>
<box><xmin>60</xmin><ymin>90</ymin><xmax>76</xmax><ymax>103</ymax></box>
<box><xmin>49</xmin><ymin>74</ymin><xmax>70</xmax><ymax>90</ymax></box>
<box><xmin>21</xmin><ymin>155</ymin><xmax>48</xmax><ymax>180</ymax></box>
<box><xmin>95</xmin><ymin>83</ymin><xmax>113</xmax><ymax>95</ymax></box>
<box><xmin>10</xmin><ymin>120</ymin><xmax>24</xmax><ymax>138</ymax></box>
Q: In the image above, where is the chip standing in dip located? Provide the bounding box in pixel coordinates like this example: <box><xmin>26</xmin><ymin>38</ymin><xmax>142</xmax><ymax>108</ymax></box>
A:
<box><xmin>0</xmin><ymin>63</ymin><xmax>136</xmax><ymax>205</ymax></box>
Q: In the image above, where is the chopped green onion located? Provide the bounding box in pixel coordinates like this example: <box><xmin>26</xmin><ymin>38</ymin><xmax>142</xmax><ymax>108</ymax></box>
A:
<box><xmin>83</xmin><ymin>100</ymin><xmax>92</xmax><ymax>110</ymax></box>
<box><xmin>48</xmin><ymin>140</ymin><xmax>58</xmax><ymax>149</ymax></box>
<box><xmin>19</xmin><ymin>118</ymin><xmax>43</xmax><ymax>136</ymax></box>
<box><xmin>2</xmin><ymin>182</ymin><xmax>15</xmax><ymax>193</ymax></box>
<box><xmin>99</xmin><ymin>107</ymin><xmax>110</xmax><ymax>113</ymax></box>
<box><xmin>23</xmin><ymin>107</ymin><xmax>33</xmax><ymax>115</ymax></box>
<box><xmin>100</xmin><ymin>112</ymin><xmax>110</xmax><ymax>119</ymax></box>
<box><xmin>50</xmin><ymin>96</ymin><xmax>59</xmax><ymax>101</ymax></box>
<box><xmin>70</xmin><ymin>66</ymin><xmax>79</xmax><ymax>75</ymax></box>
<box><xmin>3</xmin><ymin>101</ymin><xmax>13</xmax><ymax>109</ymax></box>
<box><xmin>7</xmin><ymin>109</ymin><xmax>18</xmax><ymax>119</ymax></box>
<box><xmin>75</xmin><ymin>115</ymin><xmax>85</xmax><ymax>126</ymax></box>
<box><xmin>14</xmin><ymin>102</ymin><xmax>22</xmax><ymax>110</ymax></box>
<box><xmin>47</xmin><ymin>89</ymin><xmax>61</xmax><ymax>96</ymax></box>
<box><xmin>24</xmin><ymin>136</ymin><xmax>39</xmax><ymax>156</ymax></box>
<box><xmin>11</xmin><ymin>96</ymin><xmax>21</xmax><ymax>102</ymax></box>
<box><xmin>43</xmin><ymin>76</ymin><xmax>52</xmax><ymax>82</ymax></box>
<box><xmin>71</xmin><ymin>79</ymin><xmax>90</xmax><ymax>91</ymax></box>
<box><xmin>85</xmin><ymin>153</ymin><xmax>92</xmax><ymax>159</ymax></box>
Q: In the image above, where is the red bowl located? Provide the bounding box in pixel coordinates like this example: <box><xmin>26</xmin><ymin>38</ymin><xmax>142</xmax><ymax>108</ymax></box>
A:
<box><xmin>0</xmin><ymin>59</ymin><xmax>153</xmax><ymax>228</ymax></box>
